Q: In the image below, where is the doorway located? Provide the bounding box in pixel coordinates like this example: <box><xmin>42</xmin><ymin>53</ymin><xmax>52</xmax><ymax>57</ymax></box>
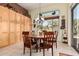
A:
<box><xmin>71</xmin><ymin>3</ymin><xmax>79</xmax><ymax>53</ymax></box>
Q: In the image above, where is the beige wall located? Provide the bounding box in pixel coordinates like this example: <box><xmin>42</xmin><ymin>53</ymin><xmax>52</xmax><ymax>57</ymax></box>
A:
<box><xmin>29</xmin><ymin>3</ymin><xmax>69</xmax><ymax>42</ymax></box>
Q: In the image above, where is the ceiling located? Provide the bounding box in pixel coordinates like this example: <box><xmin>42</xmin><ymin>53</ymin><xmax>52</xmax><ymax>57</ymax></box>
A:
<box><xmin>18</xmin><ymin>3</ymin><xmax>50</xmax><ymax>10</ymax></box>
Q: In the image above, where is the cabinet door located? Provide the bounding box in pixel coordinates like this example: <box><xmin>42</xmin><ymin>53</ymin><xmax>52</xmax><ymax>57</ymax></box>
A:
<box><xmin>25</xmin><ymin>17</ymin><xmax>29</xmax><ymax>31</ymax></box>
<box><xmin>0</xmin><ymin>6</ymin><xmax>9</xmax><ymax>47</ymax></box>
<box><xmin>28</xmin><ymin>18</ymin><xmax>32</xmax><ymax>35</ymax></box>
<box><xmin>9</xmin><ymin>9</ymin><xmax>16</xmax><ymax>44</ymax></box>
<box><xmin>16</xmin><ymin>13</ymin><xmax>21</xmax><ymax>42</ymax></box>
<box><xmin>21</xmin><ymin>15</ymin><xmax>25</xmax><ymax>32</ymax></box>
<box><xmin>25</xmin><ymin>17</ymin><xmax>32</xmax><ymax>35</ymax></box>
<box><xmin>20</xmin><ymin>15</ymin><xmax>25</xmax><ymax>41</ymax></box>
<box><xmin>28</xmin><ymin>18</ymin><xmax>32</xmax><ymax>32</ymax></box>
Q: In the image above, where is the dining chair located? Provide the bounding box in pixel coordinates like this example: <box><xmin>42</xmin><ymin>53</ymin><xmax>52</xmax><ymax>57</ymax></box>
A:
<box><xmin>40</xmin><ymin>32</ymin><xmax>54</xmax><ymax>56</ymax></box>
<box><xmin>46</xmin><ymin>31</ymin><xmax>58</xmax><ymax>48</ymax></box>
<box><xmin>22</xmin><ymin>31</ymin><xmax>36</xmax><ymax>56</ymax></box>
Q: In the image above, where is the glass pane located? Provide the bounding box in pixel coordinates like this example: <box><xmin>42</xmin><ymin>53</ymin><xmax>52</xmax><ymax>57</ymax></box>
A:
<box><xmin>73</xmin><ymin>4</ymin><xmax>79</xmax><ymax>49</ymax></box>
<box><xmin>73</xmin><ymin>4</ymin><xmax>79</xmax><ymax>36</ymax></box>
<box><xmin>42</xmin><ymin>19</ymin><xmax>59</xmax><ymax>31</ymax></box>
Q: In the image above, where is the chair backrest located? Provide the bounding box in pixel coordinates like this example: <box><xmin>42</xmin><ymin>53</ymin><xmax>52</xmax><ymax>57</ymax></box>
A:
<box><xmin>22</xmin><ymin>31</ymin><xmax>31</xmax><ymax>47</ymax></box>
<box><xmin>22</xmin><ymin>31</ymin><xmax>29</xmax><ymax>36</ymax></box>
<box><xmin>44</xmin><ymin>32</ymin><xmax>54</xmax><ymax>42</ymax></box>
<box><xmin>22</xmin><ymin>31</ymin><xmax>29</xmax><ymax>41</ymax></box>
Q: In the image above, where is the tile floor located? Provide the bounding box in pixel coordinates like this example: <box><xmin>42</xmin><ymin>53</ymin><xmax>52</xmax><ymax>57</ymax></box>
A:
<box><xmin>0</xmin><ymin>41</ymin><xmax>78</xmax><ymax>56</ymax></box>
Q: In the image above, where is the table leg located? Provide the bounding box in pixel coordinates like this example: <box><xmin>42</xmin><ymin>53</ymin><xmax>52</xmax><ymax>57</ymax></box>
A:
<box><xmin>36</xmin><ymin>39</ymin><xmax>38</xmax><ymax>52</ymax></box>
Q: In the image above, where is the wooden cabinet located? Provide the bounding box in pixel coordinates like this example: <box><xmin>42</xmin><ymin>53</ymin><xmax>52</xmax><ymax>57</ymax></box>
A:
<box><xmin>0</xmin><ymin>6</ymin><xmax>32</xmax><ymax>48</ymax></box>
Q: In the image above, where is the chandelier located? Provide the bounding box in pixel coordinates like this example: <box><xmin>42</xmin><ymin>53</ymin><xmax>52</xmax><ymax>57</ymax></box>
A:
<box><xmin>35</xmin><ymin>3</ymin><xmax>44</xmax><ymax>25</ymax></box>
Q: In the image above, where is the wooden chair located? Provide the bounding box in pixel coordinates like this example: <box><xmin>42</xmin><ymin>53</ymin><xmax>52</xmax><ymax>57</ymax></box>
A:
<box><xmin>41</xmin><ymin>31</ymin><xmax>58</xmax><ymax>48</ymax></box>
<box><xmin>47</xmin><ymin>31</ymin><xmax>58</xmax><ymax>48</ymax></box>
<box><xmin>40</xmin><ymin>32</ymin><xmax>54</xmax><ymax>56</ymax></box>
<box><xmin>22</xmin><ymin>31</ymin><xmax>36</xmax><ymax>56</ymax></box>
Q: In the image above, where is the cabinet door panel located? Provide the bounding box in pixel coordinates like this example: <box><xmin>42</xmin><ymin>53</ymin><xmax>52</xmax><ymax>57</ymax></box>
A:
<box><xmin>16</xmin><ymin>13</ymin><xmax>21</xmax><ymax>24</ymax></box>
<box><xmin>16</xmin><ymin>24</ymin><xmax>20</xmax><ymax>32</ymax></box>
<box><xmin>10</xmin><ymin>33</ymin><xmax>16</xmax><ymax>44</ymax></box>
<box><xmin>1</xmin><ymin>22</ymin><xmax>9</xmax><ymax>32</ymax></box>
<box><xmin>25</xmin><ymin>17</ymin><xmax>28</xmax><ymax>31</ymax></box>
<box><xmin>28</xmin><ymin>18</ymin><xmax>32</xmax><ymax>35</ymax></box>
<box><xmin>20</xmin><ymin>15</ymin><xmax>24</xmax><ymax>40</ymax></box>
<box><xmin>16</xmin><ymin>13</ymin><xmax>21</xmax><ymax>42</ymax></box>
<box><xmin>16</xmin><ymin>32</ymin><xmax>21</xmax><ymax>42</ymax></box>
<box><xmin>0</xmin><ymin>6</ymin><xmax>9</xmax><ymax>22</ymax></box>
<box><xmin>25</xmin><ymin>17</ymin><xmax>32</xmax><ymax>32</ymax></box>
<box><xmin>9</xmin><ymin>10</ymin><xmax>16</xmax><ymax>22</ymax></box>
<box><xmin>16</xmin><ymin>23</ymin><xmax>21</xmax><ymax>42</ymax></box>
<box><xmin>10</xmin><ymin>23</ymin><xmax>15</xmax><ymax>32</ymax></box>
<box><xmin>21</xmin><ymin>15</ymin><xmax>25</xmax><ymax>32</ymax></box>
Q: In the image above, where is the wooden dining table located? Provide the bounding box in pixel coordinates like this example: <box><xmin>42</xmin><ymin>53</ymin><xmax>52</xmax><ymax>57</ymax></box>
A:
<box><xmin>28</xmin><ymin>34</ymin><xmax>54</xmax><ymax>55</ymax></box>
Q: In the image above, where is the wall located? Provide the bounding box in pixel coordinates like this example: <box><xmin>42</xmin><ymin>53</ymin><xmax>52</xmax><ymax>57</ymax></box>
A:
<box><xmin>29</xmin><ymin>3</ymin><xmax>69</xmax><ymax>42</ymax></box>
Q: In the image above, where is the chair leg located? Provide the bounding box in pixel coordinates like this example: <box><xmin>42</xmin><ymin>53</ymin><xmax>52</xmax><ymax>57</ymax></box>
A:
<box><xmin>43</xmin><ymin>42</ymin><xmax>45</xmax><ymax>56</ymax></box>
<box><xmin>56</xmin><ymin>42</ymin><xmax>57</xmax><ymax>48</ymax></box>
<box><xmin>52</xmin><ymin>47</ymin><xmax>53</xmax><ymax>56</ymax></box>
<box><xmin>30</xmin><ymin>47</ymin><xmax>32</xmax><ymax>56</ymax></box>
<box><xmin>23</xmin><ymin>47</ymin><xmax>25</xmax><ymax>54</ymax></box>
<box><xmin>43</xmin><ymin>48</ymin><xmax>45</xmax><ymax>56</ymax></box>
<box><xmin>36</xmin><ymin>39</ymin><xmax>39</xmax><ymax>52</ymax></box>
